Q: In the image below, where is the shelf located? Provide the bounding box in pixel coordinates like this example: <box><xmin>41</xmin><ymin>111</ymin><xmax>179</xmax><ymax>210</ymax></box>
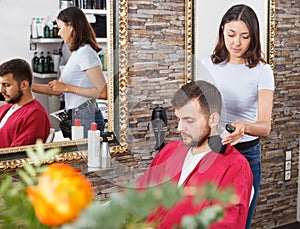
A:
<box><xmin>82</xmin><ymin>9</ymin><xmax>107</xmax><ymax>15</ymax></box>
<box><xmin>30</xmin><ymin>38</ymin><xmax>106</xmax><ymax>44</ymax></box>
<box><xmin>30</xmin><ymin>38</ymin><xmax>62</xmax><ymax>44</ymax></box>
<box><xmin>33</xmin><ymin>72</ymin><xmax>58</xmax><ymax>79</ymax></box>
<box><xmin>96</xmin><ymin>38</ymin><xmax>107</xmax><ymax>43</ymax></box>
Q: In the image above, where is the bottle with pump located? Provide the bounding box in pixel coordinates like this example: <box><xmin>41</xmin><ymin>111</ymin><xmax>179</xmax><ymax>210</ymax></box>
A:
<box><xmin>52</xmin><ymin>21</ymin><xmax>59</xmax><ymax>38</ymax></box>
<box><xmin>100</xmin><ymin>135</ymin><xmax>111</xmax><ymax>168</ymax></box>
<box><xmin>88</xmin><ymin>122</ymin><xmax>101</xmax><ymax>169</ymax></box>
<box><xmin>31</xmin><ymin>18</ymin><xmax>38</xmax><ymax>39</ymax></box>
<box><xmin>44</xmin><ymin>51</ymin><xmax>54</xmax><ymax>73</ymax></box>
<box><xmin>31</xmin><ymin>52</ymin><xmax>39</xmax><ymax>73</ymax></box>
<box><xmin>43</xmin><ymin>53</ymin><xmax>49</xmax><ymax>73</ymax></box>
<box><xmin>47</xmin><ymin>17</ymin><xmax>54</xmax><ymax>38</ymax></box>
<box><xmin>36</xmin><ymin>18</ymin><xmax>44</xmax><ymax>38</ymax></box>
<box><xmin>102</xmin><ymin>0</ymin><xmax>106</xmax><ymax>9</ymax></box>
<box><xmin>48</xmin><ymin>52</ymin><xmax>55</xmax><ymax>73</ymax></box>
<box><xmin>71</xmin><ymin>119</ymin><xmax>84</xmax><ymax>140</ymax></box>
<box><xmin>44</xmin><ymin>22</ymin><xmax>50</xmax><ymax>38</ymax></box>
<box><xmin>37</xmin><ymin>52</ymin><xmax>45</xmax><ymax>73</ymax></box>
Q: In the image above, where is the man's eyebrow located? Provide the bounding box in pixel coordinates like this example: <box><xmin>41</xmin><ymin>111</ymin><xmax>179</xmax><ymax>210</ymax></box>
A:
<box><xmin>178</xmin><ymin>116</ymin><xmax>195</xmax><ymax>120</ymax></box>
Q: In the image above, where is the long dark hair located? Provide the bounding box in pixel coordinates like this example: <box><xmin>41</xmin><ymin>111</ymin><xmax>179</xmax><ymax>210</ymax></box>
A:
<box><xmin>211</xmin><ymin>4</ymin><xmax>265</xmax><ymax>68</ymax></box>
<box><xmin>57</xmin><ymin>6</ymin><xmax>101</xmax><ymax>52</ymax></box>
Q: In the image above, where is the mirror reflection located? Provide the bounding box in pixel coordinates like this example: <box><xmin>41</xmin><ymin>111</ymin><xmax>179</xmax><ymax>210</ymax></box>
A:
<box><xmin>185</xmin><ymin>0</ymin><xmax>275</xmax><ymax>82</ymax></box>
<box><xmin>196</xmin><ymin>0</ymin><xmax>267</xmax><ymax>63</ymax></box>
<box><xmin>0</xmin><ymin>0</ymin><xmax>129</xmax><ymax>170</ymax></box>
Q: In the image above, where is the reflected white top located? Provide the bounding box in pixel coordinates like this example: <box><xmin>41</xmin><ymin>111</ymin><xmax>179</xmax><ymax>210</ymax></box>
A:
<box><xmin>61</xmin><ymin>44</ymin><xmax>102</xmax><ymax>110</ymax></box>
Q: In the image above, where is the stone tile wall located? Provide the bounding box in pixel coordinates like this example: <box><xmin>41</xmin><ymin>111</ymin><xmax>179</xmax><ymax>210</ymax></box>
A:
<box><xmin>252</xmin><ymin>0</ymin><xmax>300</xmax><ymax>228</ymax></box>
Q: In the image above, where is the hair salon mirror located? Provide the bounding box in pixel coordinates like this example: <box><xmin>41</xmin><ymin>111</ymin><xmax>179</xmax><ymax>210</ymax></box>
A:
<box><xmin>0</xmin><ymin>0</ymin><xmax>129</xmax><ymax>171</ymax></box>
<box><xmin>185</xmin><ymin>0</ymin><xmax>275</xmax><ymax>83</ymax></box>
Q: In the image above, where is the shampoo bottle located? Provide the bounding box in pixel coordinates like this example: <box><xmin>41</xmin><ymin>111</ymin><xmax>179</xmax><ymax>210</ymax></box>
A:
<box><xmin>88</xmin><ymin>122</ymin><xmax>101</xmax><ymax>168</ymax></box>
<box><xmin>71</xmin><ymin>119</ymin><xmax>84</xmax><ymax>140</ymax></box>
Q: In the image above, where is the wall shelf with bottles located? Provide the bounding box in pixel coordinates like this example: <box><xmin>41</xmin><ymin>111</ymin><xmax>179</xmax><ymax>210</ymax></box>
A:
<box><xmin>82</xmin><ymin>9</ymin><xmax>107</xmax><ymax>15</ymax></box>
<box><xmin>30</xmin><ymin>38</ymin><xmax>107</xmax><ymax>44</ymax></box>
<box><xmin>30</xmin><ymin>38</ymin><xmax>62</xmax><ymax>44</ymax></box>
<box><xmin>33</xmin><ymin>72</ymin><xmax>58</xmax><ymax>79</ymax></box>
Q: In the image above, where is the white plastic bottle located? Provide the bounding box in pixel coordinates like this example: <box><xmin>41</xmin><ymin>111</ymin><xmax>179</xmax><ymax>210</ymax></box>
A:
<box><xmin>88</xmin><ymin>122</ymin><xmax>101</xmax><ymax>169</ymax></box>
<box><xmin>101</xmin><ymin>136</ymin><xmax>111</xmax><ymax>168</ymax></box>
<box><xmin>220</xmin><ymin>124</ymin><xmax>235</xmax><ymax>139</ymax></box>
<box><xmin>71</xmin><ymin>119</ymin><xmax>84</xmax><ymax>140</ymax></box>
<box><xmin>31</xmin><ymin>18</ymin><xmax>38</xmax><ymax>39</ymax></box>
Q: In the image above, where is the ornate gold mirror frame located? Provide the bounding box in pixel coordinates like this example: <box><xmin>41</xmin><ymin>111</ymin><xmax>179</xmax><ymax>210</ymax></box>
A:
<box><xmin>0</xmin><ymin>0</ymin><xmax>129</xmax><ymax>171</ymax></box>
<box><xmin>185</xmin><ymin>0</ymin><xmax>275</xmax><ymax>83</ymax></box>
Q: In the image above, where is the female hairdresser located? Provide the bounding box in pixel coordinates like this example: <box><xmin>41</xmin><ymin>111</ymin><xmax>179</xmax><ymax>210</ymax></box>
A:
<box><xmin>32</xmin><ymin>7</ymin><xmax>107</xmax><ymax>138</ymax></box>
<box><xmin>202</xmin><ymin>4</ymin><xmax>274</xmax><ymax>229</ymax></box>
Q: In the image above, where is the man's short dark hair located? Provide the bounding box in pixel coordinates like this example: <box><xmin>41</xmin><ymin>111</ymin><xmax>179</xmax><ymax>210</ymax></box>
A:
<box><xmin>171</xmin><ymin>80</ymin><xmax>222</xmax><ymax>116</ymax></box>
<box><xmin>0</xmin><ymin>58</ymin><xmax>33</xmax><ymax>86</ymax></box>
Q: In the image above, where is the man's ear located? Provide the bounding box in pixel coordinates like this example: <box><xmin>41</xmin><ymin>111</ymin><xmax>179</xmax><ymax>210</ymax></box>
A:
<box><xmin>20</xmin><ymin>80</ymin><xmax>29</xmax><ymax>91</ymax></box>
<box><xmin>208</xmin><ymin>112</ymin><xmax>220</xmax><ymax>128</ymax></box>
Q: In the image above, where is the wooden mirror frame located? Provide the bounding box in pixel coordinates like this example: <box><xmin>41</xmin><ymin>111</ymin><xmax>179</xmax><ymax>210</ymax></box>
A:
<box><xmin>185</xmin><ymin>0</ymin><xmax>275</xmax><ymax>83</ymax></box>
<box><xmin>0</xmin><ymin>0</ymin><xmax>129</xmax><ymax>171</ymax></box>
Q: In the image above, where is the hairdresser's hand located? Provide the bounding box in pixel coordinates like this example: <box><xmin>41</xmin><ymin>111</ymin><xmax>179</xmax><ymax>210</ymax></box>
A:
<box><xmin>222</xmin><ymin>120</ymin><xmax>247</xmax><ymax>146</ymax></box>
<box><xmin>48</xmin><ymin>80</ymin><xmax>67</xmax><ymax>94</ymax></box>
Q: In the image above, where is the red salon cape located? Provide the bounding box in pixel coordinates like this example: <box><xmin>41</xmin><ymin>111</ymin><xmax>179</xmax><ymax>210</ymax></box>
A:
<box><xmin>0</xmin><ymin>99</ymin><xmax>50</xmax><ymax>148</ymax></box>
<box><xmin>136</xmin><ymin>141</ymin><xmax>253</xmax><ymax>229</ymax></box>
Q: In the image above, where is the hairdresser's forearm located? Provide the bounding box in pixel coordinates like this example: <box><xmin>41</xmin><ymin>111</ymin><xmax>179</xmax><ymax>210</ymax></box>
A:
<box><xmin>32</xmin><ymin>83</ymin><xmax>61</xmax><ymax>96</ymax></box>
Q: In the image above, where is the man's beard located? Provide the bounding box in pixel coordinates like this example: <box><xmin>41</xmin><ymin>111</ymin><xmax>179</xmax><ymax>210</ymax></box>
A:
<box><xmin>6</xmin><ymin>89</ymin><xmax>23</xmax><ymax>104</ymax></box>
<box><xmin>181</xmin><ymin>125</ymin><xmax>211</xmax><ymax>148</ymax></box>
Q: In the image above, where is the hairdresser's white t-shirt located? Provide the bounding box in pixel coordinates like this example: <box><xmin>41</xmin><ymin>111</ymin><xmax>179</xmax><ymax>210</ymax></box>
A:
<box><xmin>61</xmin><ymin>44</ymin><xmax>102</xmax><ymax>110</ymax></box>
<box><xmin>201</xmin><ymin>57</ymin><xmax>274</xmax><ymax>143</ymax></box>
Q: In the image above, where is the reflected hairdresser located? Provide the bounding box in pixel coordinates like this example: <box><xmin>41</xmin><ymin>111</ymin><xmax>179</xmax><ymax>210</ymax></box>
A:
<box><xmin>32</xmin><ymin>7</ymin><xmax>107</xmax><ymax>139</ymax></box>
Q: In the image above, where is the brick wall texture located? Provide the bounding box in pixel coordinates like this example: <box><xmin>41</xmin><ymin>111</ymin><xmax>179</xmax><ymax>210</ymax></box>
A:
<box><xmin>126</xmin><ymin>0</ymin><xmax>300</xmax><ymax>228</ymax></box>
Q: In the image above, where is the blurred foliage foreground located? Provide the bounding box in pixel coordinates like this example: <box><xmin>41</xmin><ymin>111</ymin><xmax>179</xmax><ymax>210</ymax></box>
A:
<box><xmin>0</xmin><ymin>140</ymin><xmax>236</xmax><ymax>229</ymax></box>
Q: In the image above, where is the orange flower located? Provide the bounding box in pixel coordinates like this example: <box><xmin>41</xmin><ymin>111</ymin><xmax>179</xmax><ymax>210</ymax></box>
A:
<box><xmin>26</xmin><ymin>163</ymin><xmax>93</xmax><ymax>226</ymax></box>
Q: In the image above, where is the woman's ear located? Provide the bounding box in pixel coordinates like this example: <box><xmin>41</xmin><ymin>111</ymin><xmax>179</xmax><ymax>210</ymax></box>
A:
<box><xmin>209</xmin><ymin>112</ymin><xmax>220</xmax><ymax>128</ymax></box>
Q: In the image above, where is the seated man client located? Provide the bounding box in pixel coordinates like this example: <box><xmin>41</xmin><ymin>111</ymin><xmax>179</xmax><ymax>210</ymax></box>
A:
<box><xmin>0</xmin><ymin>58</ymin><xmax>50</xmax><ymax>148</ymax></box>
<box><xmin>136</xmin><ymin>80</ymin><xmax>253</xmax><ymax>229</ymax></box>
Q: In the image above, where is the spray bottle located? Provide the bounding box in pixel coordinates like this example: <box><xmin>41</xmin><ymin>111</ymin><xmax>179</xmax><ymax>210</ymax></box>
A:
<box><xmin>100</xmin><ymin>135</ymin><xmax>111</xmax><ymax>168</ymax></box>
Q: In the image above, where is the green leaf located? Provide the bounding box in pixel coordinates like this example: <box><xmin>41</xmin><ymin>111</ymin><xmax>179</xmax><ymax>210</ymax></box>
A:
<box><xmin>26</xmin><ymin>148</ymin><xmax>41</xmax><ymax>166</ymax></box>
<box><xmin>44</xmin><ymin>147</ymin><xmax>61</xmax><ymax>160</ymax></box>
<box><xmin>23</xmin><ymin>163</ymin><xmax>37</xmax><ymax>177</ymax></box>
<box><xmin>181</xmin><ymin>205</ymin><xmax>225</xmax><ymax>229</ymax></box>
<box><xmin>18</xmin><ymin>170</ymin><xmax>34</xmax><ymax>186</ymax></box>
<box><xmin>0</xmin><ymin>174</ymin><xmax>12</xmax><ymax>193</ymax></box>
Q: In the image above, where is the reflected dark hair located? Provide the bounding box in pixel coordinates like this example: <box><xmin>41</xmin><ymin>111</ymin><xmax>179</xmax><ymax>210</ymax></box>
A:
<box><xmin>0</xmin><ymin>58</ymin><xmax>32</xmax><ymax>86</ymax></box>
<box><xmin>171</xmin><ymin>80</ymin><xmax>222</xmax><ymax>116</ymax></box>
<box><xmin>57</xmin><ymin>6</ymin><xmax>101</xmax><ymax>52</ymax></box>
<box><xmin>211</xmin><ymin>4</ymin><xmax>265</xmax><ymax>68</ymax></box>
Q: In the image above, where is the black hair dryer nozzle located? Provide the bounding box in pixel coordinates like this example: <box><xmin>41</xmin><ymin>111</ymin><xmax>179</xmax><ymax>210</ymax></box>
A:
<box><xmin>151</xmin><ymin>107</ymin><xmax>167</xmax><ymax>151</ymax></box>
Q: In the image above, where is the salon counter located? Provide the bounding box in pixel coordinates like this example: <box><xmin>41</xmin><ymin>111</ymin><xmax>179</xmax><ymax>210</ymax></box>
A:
<box><xmin>4</xmin><ymin>152</ymin><xmax>151</xmax><ymax>201</ymax></box>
